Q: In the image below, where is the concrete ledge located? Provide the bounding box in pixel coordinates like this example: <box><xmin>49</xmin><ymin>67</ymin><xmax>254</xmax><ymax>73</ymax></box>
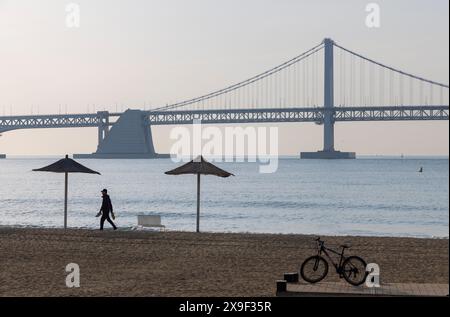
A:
<box><xmin>284</xmin><ymin>273</ymin><xmax>299</xmax><ymax>283</ymax></box>
<box><xmin>301</xmin><ymin>151</ymin><xmax>356</xmax><ymax>159</ymax></box>
<box><xmin>276</xmin><ymin>280</ymin><xmax>287</xmax><ymax>293</ymax></box>
<box><xmin>73</xmin><ymin>153</ymin><xmax>170</xmax><ymax>159</ymax></box>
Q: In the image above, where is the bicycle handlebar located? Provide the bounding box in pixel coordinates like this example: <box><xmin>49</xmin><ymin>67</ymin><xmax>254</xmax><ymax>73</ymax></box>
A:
<box><xmin>315</xmin><ymin>237</ymin><xmax>325</xmax><ymax>248</ymax></box>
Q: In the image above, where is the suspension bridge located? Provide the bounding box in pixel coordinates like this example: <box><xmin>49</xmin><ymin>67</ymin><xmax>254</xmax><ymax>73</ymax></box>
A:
<box><xmin>0</xmin><ymin>38</ymin><xmax>448</xmax><ymax>159</ymax></box>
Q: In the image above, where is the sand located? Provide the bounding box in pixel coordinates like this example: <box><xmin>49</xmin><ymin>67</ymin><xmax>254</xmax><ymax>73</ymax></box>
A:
<box><xmin>0</xmin><ymin>227</ymin><xmax>448</xmax><ymax>297</ymax></box>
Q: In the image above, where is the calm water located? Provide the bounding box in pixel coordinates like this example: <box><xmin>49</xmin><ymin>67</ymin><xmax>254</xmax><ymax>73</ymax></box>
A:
<box><xmin>0</xmin><ymin>157</ymin><xmax>448</xmax><ymax>238</ymax></box>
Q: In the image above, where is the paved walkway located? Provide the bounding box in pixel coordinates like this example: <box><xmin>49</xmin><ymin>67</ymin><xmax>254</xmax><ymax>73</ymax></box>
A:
<box><xmin>278</xmin><ymin>282</ymin><xmax>449</xmax><ymax>297</ymax></box>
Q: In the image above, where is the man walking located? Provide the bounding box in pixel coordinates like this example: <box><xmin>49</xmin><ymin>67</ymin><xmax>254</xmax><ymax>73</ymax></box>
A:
<box><xmin>96</xmin><ymin>189</ymin><xmax>117</xmax><ymax>230</ymax></box>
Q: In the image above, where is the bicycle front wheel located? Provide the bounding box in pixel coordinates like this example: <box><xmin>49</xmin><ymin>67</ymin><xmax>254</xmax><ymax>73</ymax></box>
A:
<box><xmin>342</xmin><ymin>256</ymin><xmax>368</xmax><ymax>286</ymax></box>
<box><xmin>300</xmin><ymin>256</ymin><xmax>329</xmax><ymax>284</ymax></box>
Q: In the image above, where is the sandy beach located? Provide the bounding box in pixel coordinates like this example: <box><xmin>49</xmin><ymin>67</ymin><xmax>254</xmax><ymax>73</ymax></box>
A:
<box><xmin>0</xmin><ymin>227</ymin><xmax>448</xmax><ymax>297</ymax></box>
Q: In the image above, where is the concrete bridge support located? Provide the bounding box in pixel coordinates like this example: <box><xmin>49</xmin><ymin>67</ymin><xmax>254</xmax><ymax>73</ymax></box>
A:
<box><xmin>74</xmin><ymin>109</ymin><xmax>169</xmax><ymax>159</ymax></box>
<box><xmin>301</xmin><ymin>38</ymin><xmax>355</xmax><ymax>159</ymax></box>
<box><xmin>0</xmin><ymin>130</ymin><xmax>5</xmax><ymax>158</ymax></box>
<box><xmin>96</xmin><ymin>111</ymin><xmax>110</xmax><ymax>146</ymax></box>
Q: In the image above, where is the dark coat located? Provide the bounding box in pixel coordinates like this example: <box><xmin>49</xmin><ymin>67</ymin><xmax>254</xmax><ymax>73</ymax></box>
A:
<box><xmin>100</xmin><ymin>194</ymin><xmax>113</xmax><ymax>214</ymax></box>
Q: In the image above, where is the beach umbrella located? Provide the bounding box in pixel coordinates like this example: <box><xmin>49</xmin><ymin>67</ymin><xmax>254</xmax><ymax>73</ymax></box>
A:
<box><xmin>165</xmin><ymin>156</ymin><xmax>234</xmax><ymax>233</ymax></box>
<box><xmin>32</xmin><ymin>155</ymin><xmax>101</xmax><ymax>229</ymax></box>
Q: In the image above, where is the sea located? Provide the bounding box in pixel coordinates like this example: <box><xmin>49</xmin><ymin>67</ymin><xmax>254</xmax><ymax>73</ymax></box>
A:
<box><xmin>0</xmin><ymin>157</ymin><xmax>448</xmax><ymax>238</ymax></box>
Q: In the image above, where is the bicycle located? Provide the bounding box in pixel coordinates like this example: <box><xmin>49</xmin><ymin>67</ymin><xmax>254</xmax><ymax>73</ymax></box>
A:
<box><xmin>300</xmin><ymin>237</ymin><xmax>368</xmax><ymax>286</ymax></box>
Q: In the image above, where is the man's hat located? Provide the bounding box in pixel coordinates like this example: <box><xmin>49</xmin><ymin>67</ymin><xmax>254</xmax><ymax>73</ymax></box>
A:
<box><xmin>101</xmin><ymin>189</ymin><xmax>108</xmax><ymax>193</ymax></box>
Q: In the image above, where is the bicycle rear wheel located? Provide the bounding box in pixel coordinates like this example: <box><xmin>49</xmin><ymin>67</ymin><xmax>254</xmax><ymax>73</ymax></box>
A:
<box><xmin>300</xmin><ymin>256</ymin><xmax>328</xmax><ymax>284</ymax></box>
<box><xmin>342</xmin><ymin>256</ymin><xmax>367</xmax><ymax>286</ymax></box>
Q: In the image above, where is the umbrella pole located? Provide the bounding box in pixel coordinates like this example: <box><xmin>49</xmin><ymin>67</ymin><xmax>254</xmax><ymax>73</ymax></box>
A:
<box><xmin>196</xmin><ymin>173</ymin><xmax>200</xmax><ymax>233</ymax></box>
<box><xmin>64</xmin><ymin>172</ymin><xmax>68</xmax><ymax>229</ymax></box>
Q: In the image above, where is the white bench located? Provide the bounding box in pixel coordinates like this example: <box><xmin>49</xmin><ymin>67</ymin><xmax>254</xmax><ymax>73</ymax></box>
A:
<box><xmin>137</xmin><ymin>215</ymin><xmax>166</xmax><ymax>230</ymax></box>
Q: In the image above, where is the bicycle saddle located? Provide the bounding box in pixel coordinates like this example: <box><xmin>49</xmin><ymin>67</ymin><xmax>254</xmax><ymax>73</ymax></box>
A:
<box><xmin>340</xmin><ymin>244</ymin><xmax>351</xmax><ymax>249</ymax></box>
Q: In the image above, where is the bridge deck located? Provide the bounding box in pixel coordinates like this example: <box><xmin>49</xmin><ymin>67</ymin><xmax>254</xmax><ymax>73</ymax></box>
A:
<box><xmin>0</xmin><ymin>106</ymin><xmax>448</xmax><ymax>133</ymax></box>
<box><xmin>277</xmin><ymin>281</ymin><xmax>449</xmax><ymax>297</ymax></box>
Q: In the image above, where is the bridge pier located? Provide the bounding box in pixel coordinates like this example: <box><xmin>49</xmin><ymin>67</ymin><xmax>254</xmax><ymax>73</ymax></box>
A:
<box><xmin>96</xmin><ymin>111</ymin><xmax>110</xmax><ymax>145</ymax></box>
<box><xmin>0</xmin><ymin>130</ymin><xmax>5</xmax><ymax>158</ymax></box>
<box><xmin>301</xmin><ymin>38</ymin><xmax>355</xmax><ymax>159</ymax></box>
<box><xmin>74</xmin><ymin>109</ymin><xmax>169</xmax><ymax>159</ymax></box>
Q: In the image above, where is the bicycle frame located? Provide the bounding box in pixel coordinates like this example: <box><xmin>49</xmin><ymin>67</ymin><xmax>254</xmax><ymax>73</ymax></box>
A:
<box><xmin>316</xmin><ymin>241</ymin><xmax>347</xmax><ymax>274</ymax></box>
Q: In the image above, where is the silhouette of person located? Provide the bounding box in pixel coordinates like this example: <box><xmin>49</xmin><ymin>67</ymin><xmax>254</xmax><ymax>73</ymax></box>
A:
<box><xmin>96</xmin><ymin>189</ymin><xmax>117</xmax><ymax>230</ymax></box>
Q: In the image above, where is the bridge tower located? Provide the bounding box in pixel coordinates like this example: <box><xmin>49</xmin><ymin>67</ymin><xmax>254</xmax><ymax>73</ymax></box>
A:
<box><xmin>301</xmin><ymin>38</ymin><xmax>356</xmax><ymax>159</ymax></box>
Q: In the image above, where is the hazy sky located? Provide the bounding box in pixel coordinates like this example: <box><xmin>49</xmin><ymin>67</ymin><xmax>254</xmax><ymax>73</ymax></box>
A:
<box><xmin>0</xmin><ymin>0</ymin><xmax>448</xmax><ymax>156</ymax></box>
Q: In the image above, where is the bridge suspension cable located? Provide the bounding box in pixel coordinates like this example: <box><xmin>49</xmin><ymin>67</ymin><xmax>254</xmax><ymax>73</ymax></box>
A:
<box><xmin>152</xmin><ymin>39</ymin><xmax>449</xmax><ymax>112</ymax></box>
<box><xmin>334</xmin><ymin>43</ymin><xmax>449</xmax><ymax>89</ymax></box>
<box><xmin>154</xmin><ymin>41</ymin><xmax>325</xmax><ymax>111</ymax></box>
<box><xmin>333</xmin><ymin>42</ymin><xmax>449</xmax><ymax>107</ymax></box>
